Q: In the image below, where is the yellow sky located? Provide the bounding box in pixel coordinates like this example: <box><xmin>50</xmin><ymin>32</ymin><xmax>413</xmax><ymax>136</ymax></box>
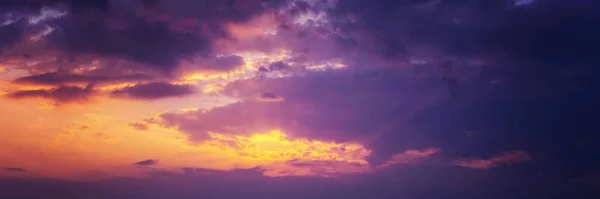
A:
<box><xmin>0</xmin><ymin>78</ymin><xmax>374</xmax><ymax>179</ymax></box>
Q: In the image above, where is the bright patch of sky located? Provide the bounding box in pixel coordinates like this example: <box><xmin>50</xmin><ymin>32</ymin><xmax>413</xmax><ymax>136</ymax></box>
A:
<box><xmin>291</xmin><ymin>0</ymin><xmax>337</xmax><ymax>26</ymax></box>
<box><xmin>293</xmin><ymin>12</ymin><xmax>327</xmax><ymax>26</ymax></box>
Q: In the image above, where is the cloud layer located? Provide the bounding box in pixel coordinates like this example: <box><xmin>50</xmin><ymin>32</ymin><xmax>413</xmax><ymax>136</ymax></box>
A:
<box><xmin>1</xmin><ymin>0</ymin><xmax>599</xmax><ymax>199</ymax></box>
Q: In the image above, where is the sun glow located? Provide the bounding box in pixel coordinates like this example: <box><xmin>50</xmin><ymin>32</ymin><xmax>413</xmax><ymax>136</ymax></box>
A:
<box><xmin>205</xmin><ymin>130</ymin><xmax>372</xmax><ymax>176</ymax></box>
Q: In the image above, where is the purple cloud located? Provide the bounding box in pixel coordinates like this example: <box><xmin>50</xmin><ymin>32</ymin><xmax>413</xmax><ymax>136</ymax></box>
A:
<box><xmin>0</xmin><ymin>0</ymin><xmax>288</xmax><ymax>73</ymax></box>
<box><xmin>133</xmin><ymin>159</ymin><xmax>159</xmax><ymax>166</ymax></box>
<box><xmin>7</xmin><ymin>83</ymin><xmax>95</xmax><ymax>103</ymax></box>
<box><xmin>1</xmin><ymin>1</ymin><xmax>598</xmax><ymax>198</ymax></box>
<box><xmin>452</xmin><ymin>150</ymin><xmax>531</xmax><ymax>169</ymax></box>
<box><xmin>14</xmin><ymin>72</ymin><xmax>150</xmax><ymax>85</ymax></box>
<box><xmin>154</xmin><ymin>69</ymin><xmax>449</xmax><ymax>164</ymax></box>
<box><xmin>257</xmin><ymin>92</ymin><xmax>285</xmax><ymax>102</ymax></box>
<box><xmin>111</xmin><ymin>82</ymin><xmax>195</xmax><ymax>100</ymax></box>
<box><xmin>377</xmin><ymin>148</ymin><xmax>440</xmax><ymax>168</ymax></box>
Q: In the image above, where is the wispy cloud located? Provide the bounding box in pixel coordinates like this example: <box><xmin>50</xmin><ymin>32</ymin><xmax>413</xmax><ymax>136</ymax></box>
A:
<box><xmin>377</xmin><ymin>148</ymin><xmax>440</xmax><ymax>168</ymax></box>
<box><xmin>129</xmin><ymin>122</ymin><xmax>149</xmax><ymax>131</ymax></box>
<box><xmin>452</xmin><ymin>150</ymin><xmax>531</xmax><ymax>169</ymax></box>
<box><xmin>3</xmin><ymin>167</ymin><xmax>26</xmax><ymax>172</ymax></box>
<box><xmin>133</xmin><ymin>159</ymin><xmax>159</xmax><ymax>166</ymax></box>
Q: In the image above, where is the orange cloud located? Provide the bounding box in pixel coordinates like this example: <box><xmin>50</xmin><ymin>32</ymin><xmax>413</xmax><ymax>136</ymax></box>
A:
<box><xmin>452</xmin><ymin>150</ymin><xmax>531</xmax><ymax>169</ymax></box>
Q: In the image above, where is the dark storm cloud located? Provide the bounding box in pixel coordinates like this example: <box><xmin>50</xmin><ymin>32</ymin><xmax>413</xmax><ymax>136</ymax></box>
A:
<box><xmin>49</xmin><ymin>0</ymin><xmax>287</xmax><ymax>72</ymax></box>
<box><xmin>0</xmin><ymin>0</ymin><xmax>109</xmax><ymax>12</ymax></box>
<box><xmin>50</xmin><ymin>15</ymin><xmax>211</xmax><ymax>72</ymax></box>
<box><xmin>133</xmin><ymin>159</ymin><xmax>158</xmax><ymax>166</ymax></box>
<box><xmin>111</xmin><ymin>82</ymin><xmax>195</xmax><ymax>100</ymax></box>
<box><xmin>7</xmin><ymin>83</ymin><xmax>95</xmax><ymax>103</ymax></box>
<box><xmin>1</xmin><ymin>0</ymin><xmax>289</xmax><ymax>72</ymax></box>
<box><xmin>323</xmin><ymin>0</ymin><xmax>600</xmax><ymax>104</ymax></box>
<box><xmin>14</xmin><ymin>72</ymin><xmax>150</xmax><ymax>85</ymax></box>
<box><xmin>328</xmin><ymin>0</ymin><xmax>600</xmax><ymax>66</ymax></box>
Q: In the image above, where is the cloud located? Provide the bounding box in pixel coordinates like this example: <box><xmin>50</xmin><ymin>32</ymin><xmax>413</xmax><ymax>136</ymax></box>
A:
<box><xmin>133</xmin><ymin>159</ymin><xmax>159</xmax><ymax>166</ymax></box>
<box><xmin>0</xmin><ymin>0</ymin><xmax>110</xmax><ymax>12</ymax></box>
<box><xmin>203</xmin><ymin>130</ymin><xmax>371</xmax><ymax>177</ymax></box>
<box><xmin>257</xmin><ymin>92</ymin><xmax>284</xmax><ymax>102</ymax></box>
<box><xmin>0</xmin><ymin>0</ymin><xmax>289</xmax><ymax>73</ymax></box>
<box><xmin>156</xmin><ymin>69</ymin><xmax>444</xmax><ymax>143</ymax></box>
<box><xmin>129</xmin><ymin>122</ymin><xmax>149</xmax><ymax>131</ymax></box>
<box><xmin>111</xmin><ymin>82</ymin><xmax>195</xmax><ymax>100</ymax></box>
<box><xmin>3</xmin><ymin>168</ymin><xmax>26</xmax><ymax>172</ymax></box>
<box><xmin>279</xmin><ymin>159</ymin><xmax>369</xmax><ymax>177</ymax></box>
<box><xmin>328</xmin><ymin>0</ymin><xmax>599</xmax><ymax>63</ymax></box>
<box><xmin>452</xmin><ymin>150</ymin><xmax>531</xmax><ymax>169</ymax></box>
<box><xmin>180</xmin><ymin>167</ymin><xmax>264</xmax><ymax>176</ymax></box>
<box><xmin>51</xmin><ymin>16</ymin><xmax>211</xmax><ymax>72</ymax></box>
<box><xmin>150</xmin><ymin>68</ymin><xmax>452</xmax><ymax>168</ymax></box>
<box><xmin>377</xmin><ymin>148</ymin><xmax>440</xmax><ymax>168</ymax></box>
<box><xmin>7</xmin><ymin>83</ymin><xmax>95</xmax><ymax>103</ymax></box>
<box><xmin>13</xmin><ymin>72</ymin><xmax>151</xmax><ymax>85</ymax></box>
<box><xmin>203</xmin><ymin>55</ymin><xmax>246</xmax><ymax>72</ymax></box>
<box><xmin>268</xmin><ymin>61</ymin><xmax>288</xmax><ymax>71</ymax></box>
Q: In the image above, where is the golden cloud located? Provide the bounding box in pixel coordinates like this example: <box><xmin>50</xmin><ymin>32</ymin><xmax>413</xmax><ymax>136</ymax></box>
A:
<box><xmin>204</xmin><ymin>130</ymin><xmax>371</xmax><ymax>176</ymax></box>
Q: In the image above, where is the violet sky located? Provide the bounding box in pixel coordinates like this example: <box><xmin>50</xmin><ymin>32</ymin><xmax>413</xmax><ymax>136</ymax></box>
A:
<box><xmin>0</xmin><ymin>0</ymin><xmax>599</xmax><ymax>198</ymax></box>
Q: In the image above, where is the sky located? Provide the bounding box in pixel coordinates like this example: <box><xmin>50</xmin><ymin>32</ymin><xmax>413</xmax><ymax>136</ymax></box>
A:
<box><xmin>0</xmin><ymin>0</ymin><xmax>599</xmax><ymax>198</ymax></box>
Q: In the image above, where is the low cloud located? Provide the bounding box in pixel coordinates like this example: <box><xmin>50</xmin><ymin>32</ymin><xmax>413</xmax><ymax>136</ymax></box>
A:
<box><xmin>14</xmin><ymin>72</ymin><xmax>150</xmax><ymax>86</ymax></box>
<box><xmin>452</xmin><ymin>150</ymin><xmax>531</xmax><ymax>169</ymax></box>
<box><xmin>257</xmin><ymin>92</ymin><xmax>284</xmax><ymax>102</ymax></box>
<box><xmin>129</xmin><ymin>122</ymin><xmax>149</xmax><ymax>131</ymax></box>
<box><xmin>377</xmin><ymin>148</ymin><xmax>440</xmax><ymax>168</ymax></box>
<box><xmin>7</xmin><ymin>84</ymin><xmax>95</xmax><ymax>104</ymax></box>
<box><xmin>111</xmin><ymin>82</ymin><xmax>196</xmax><ymax>100</ymax></box>
<box><xmin>133</xmin><ymin>159</ymin><xmax>159</xmax><ymax>166</ymax></box>
<box><xmin>3</xmin><ymin>168</ymin><xmax>26</xmax><ymax>172</ymax></box>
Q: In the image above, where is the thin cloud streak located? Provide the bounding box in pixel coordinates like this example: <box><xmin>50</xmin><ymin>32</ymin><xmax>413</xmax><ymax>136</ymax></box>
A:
<box><xmin>452</xmin><ymin>150</ymin><xmax>532</xmax><ymax>169</ymax></box>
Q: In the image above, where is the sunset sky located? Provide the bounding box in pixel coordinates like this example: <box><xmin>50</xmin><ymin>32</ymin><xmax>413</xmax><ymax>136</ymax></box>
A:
<box><xmin>0</xmin><ymin>0</ymin><xmax>599</xmax><ymax>198</ymax></box>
